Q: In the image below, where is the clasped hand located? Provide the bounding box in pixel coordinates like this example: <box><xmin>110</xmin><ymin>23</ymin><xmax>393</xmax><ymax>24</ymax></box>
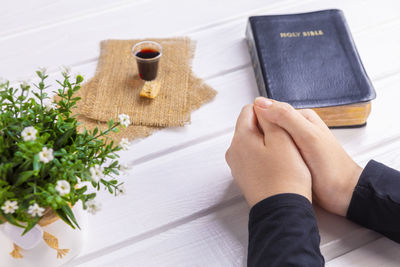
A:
<box><xmin>225</xmin><ymin>97</ymin><xmax>362</xmax><ymax>216</ymax></box>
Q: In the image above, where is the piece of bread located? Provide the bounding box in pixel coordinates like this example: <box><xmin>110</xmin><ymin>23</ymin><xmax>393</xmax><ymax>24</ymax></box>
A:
<box><xmin>140</xmin><ymin>80</ymin><xmax>161</xmax><ymax>99</ymax></box>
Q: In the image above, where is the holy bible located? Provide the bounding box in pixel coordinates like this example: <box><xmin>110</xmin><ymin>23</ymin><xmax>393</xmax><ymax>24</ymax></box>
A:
<box><xmin>246</xmin><ymin>9</ymin><xmax>376</xmax><ymax>127</ymax></box>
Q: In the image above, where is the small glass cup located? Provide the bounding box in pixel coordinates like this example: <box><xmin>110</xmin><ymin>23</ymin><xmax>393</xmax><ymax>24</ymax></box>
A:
<box><xmin>132</xmin><ymin>41</ymin><xmax>163</xmax><ymax>81</ymax></box>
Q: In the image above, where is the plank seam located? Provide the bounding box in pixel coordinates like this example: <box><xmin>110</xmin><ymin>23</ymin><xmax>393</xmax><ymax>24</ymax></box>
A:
<box><xmin>65</xmin><ymin>195</ymin><xmax>246</xmax><ymax>266</ymax></box>
<box><xmin>128</xmin><ymin>126</ymin><xmax>234</xmax><ymax>167</ymax></box>
<box><xmin>0</xmin><ymin>0</ymin><xmax>150</xmax><ymax>41</ymax></box>
<box><xmin>325</xmin><ymin>236</ymin><xmax>383</xmax><ymax>264</ymax></box>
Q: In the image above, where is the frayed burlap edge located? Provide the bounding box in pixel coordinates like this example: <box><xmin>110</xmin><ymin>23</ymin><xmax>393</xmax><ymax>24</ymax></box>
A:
<box><xmin>75</xmin><ymin>72</ymin><xmax>216</xmax><ymax>142</ymax></box>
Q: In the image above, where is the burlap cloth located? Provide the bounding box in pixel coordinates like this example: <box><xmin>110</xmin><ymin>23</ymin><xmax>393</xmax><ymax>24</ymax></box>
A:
<box><xmin>76</xmin><ymin>37</ymin><xmax>216</xmax><ymax>141</ymax></box>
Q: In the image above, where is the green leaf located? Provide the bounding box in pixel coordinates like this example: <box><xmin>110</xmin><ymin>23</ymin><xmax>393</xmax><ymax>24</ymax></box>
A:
<box><xmin>75</xmin><ymin>186</ymin><xmax>87</xmax><ymax>194</ymax></box>
<box><xmin>40</xmin><ymin>164</ymin><xmax>50</xmax><ymax>179</ymax></box>
<box><xmin>15</xmin><ymin>170</ymin><xmax>35</xmax><ymax>186</ymax></box>
<box><xmin>0</xmin><ymin>210</ymin><xmax>24</xmax><ymax>228</ymax></box>
<box><xmin>62</xmin><ymin>205</ymin><xmax>80</xmax><ymax>229</ymax></box>
<box><xmin>107</xmin><ymin>186</ymin><xmax>113</xmax><ymax>194</ymax></box>
<box><xmin>54</xmin><ymin>128</ymin><xmax>75</xmax><ymax>149</ymax></box>
<box><xmin>16</xmin><ymin>159</ymin><xmax>32</xmax><ymax>173</ymax></box>
<box><xmin>76</xmin><ymin>75</ymin><xmax>84</xmax><ymax>84</ymax></box>
<box><xmin>108</xmin><ymin>161</ymin><xmax>118</xmax><ymax>169</ymax></box>
<box><xmin>108</xmin><ymin>119</ymin><xmax>114</xmax><ymax>128</ymax></box>
<box><xmin>85</xmin><ymin>193</ymin><xmax>96</xmax><ymax>201</ymax></box>
<box><xmin>33</xmin><ymin>154</ymin><xmax>41</xmax><ymax>171</ymax></box>
<box><xmin>22</xmin><ymin>218</ymin><xmax>40</xmax><ymax>235</ymax></box>
<box><xmin>53</xmin><ymin>151</ymin><xmax>63</xmax><ymax>157</ymax></box>
<box><xmin>55</xmin><ymin>208</ymin><xmax>75</xmax><ymax>229</ymax></box>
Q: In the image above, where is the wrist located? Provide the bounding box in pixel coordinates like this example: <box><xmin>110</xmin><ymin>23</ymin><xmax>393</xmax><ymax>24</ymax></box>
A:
<box><xmin>246</xmin><ymin>187</ymin><xmax>312</xmax><ymax>208</ymax></box>
<box><xmin>337</xmin><ymin>164</ymin><xmax>362</xmax><ymax>216</ymax></box>
<box><xmin>250</xmin><ymin>193</ymin><xmax>312</xmax><ymax>215</ymax></box>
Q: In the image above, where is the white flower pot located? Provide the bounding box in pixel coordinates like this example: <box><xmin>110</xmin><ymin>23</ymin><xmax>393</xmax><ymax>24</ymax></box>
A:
<box><xmin>0</xmin><ymin>205</ymin><xmax>87</xmax><ymax>267</ymax></box>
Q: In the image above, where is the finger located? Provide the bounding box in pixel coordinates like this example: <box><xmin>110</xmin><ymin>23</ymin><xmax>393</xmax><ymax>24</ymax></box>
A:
<box><xmin>297</xmin><ymin>109</ymin><xmax>327</xmax><ymax>129</ymax></box>
<box><xmin>252</xmin><ymin>103</ymin><xmax>292</xmax><ymax>146</ymax></box>
<box><xmin>253</xmin><ymin>97</ymin><xmax>317</xmax><ymax>144</ymax></box>
<box><xmin>233</xmin><ymin>104</ymin><xmax>264</xmax><ymax>145</ymax></box>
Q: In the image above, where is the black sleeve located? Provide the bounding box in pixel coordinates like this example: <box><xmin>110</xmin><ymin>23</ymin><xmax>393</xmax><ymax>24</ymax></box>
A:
<box><xmin>248</xmin><ymin>193</ymin><xmax>324</xmax><ymax>267</ymax></box>
<box><xmin>346</xmin><ymin>160</ymin><xmax>400</xmax><ymax>242</ymax></box>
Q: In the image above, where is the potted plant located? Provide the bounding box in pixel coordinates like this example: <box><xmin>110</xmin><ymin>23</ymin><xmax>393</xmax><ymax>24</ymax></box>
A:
<box><xmin>0</xmin><ymin>69</ymin><xmax>129</xmax><ymax>261</ymax></box>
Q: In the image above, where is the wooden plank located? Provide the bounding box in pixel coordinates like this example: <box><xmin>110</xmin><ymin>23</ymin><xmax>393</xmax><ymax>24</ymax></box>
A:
<box><xmin>66</xmin><ymin>71</ymin><xmax>400</xmax><ymax>260</ymax></box>
<box><xmin>1</xmin><ymin>0</ymin><xmax>400</xmax><ymax>82</ymax></box>
<box><xmin>327</xmin><ymin>238</ymin><xmax>400</xmax><ymax>266</ymax></box>
<box><xmin>68</xmin><ymin>201</ymin><xmax>250</xmax><ymax>267</ymax></box>
<box><xmin>65</xmin><ymin>202</ymin><xmax>380</xmax><ymax>266</ymax></box>
<box><xmin>12</xmin><ymin>1</ymin><xmax>400</xmax><ymax>168</ymax></box>
<box><xmin>67</xmin><ymin>132</ymin><xmax>400</xmax><ymax>266</ymax></box>
<box><xmin>61</xmin><ymin>70</ymin><xmax>400</xmax><ymax>262</ymax></box>
<box><xmin>0</xmin><ymin>0</ymin><xmax>147</xmax><ymax>38</ymax></box>
<box><xmin>193</xmin><ymin>0</ymin><xmax>400</xmax><ymax>80</ymax></box>
<box><xmin>0</xmin><ymin>0</ymin><xmax>307</xmax><ymax>81</ymax></box>
<box><xmin>316</xmin><ymin>207</ymin><xmax>380</xmax><ymax>261</ymax></box>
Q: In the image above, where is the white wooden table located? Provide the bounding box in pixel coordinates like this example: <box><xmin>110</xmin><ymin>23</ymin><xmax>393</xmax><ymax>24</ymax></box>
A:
<box><xmin>1</xmin><ymin>0</ymin><xmax>400</xmax><ymax>266</ymax></box>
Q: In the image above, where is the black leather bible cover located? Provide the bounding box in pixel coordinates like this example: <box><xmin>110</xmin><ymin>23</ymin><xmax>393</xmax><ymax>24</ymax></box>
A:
<box><xmin>246</xmin><ymin>9</ymin><xmax>376</xmax><ymax>108</ymax></box>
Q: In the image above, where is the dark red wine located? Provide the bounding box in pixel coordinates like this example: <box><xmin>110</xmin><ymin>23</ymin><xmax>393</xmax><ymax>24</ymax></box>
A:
<box><xmin>136</xmin><ymin>48</ymin><xmax>160</xmax><ymax>59</ymax></box>
<box><xmin>135</xmin><ymin>48</ymin><xmax>161</xmax><ymax>81</ymax></box>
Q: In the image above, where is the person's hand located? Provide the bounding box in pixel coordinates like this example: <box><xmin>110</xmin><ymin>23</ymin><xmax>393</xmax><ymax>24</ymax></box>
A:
<box><xmin>225</xmin><ymin>104</ymin><xmax>312</xmax><ymax>207</ymax></box>
<box><xmin>253</xmin><ymin>97</ymin><xmax>362</xmax><ymax>216</ymax></box>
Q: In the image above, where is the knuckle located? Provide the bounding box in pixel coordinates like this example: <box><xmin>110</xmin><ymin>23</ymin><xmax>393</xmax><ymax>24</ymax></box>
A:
<box><xmin>302</xmin><ymin>108</ymin><xmax>316</xmax><ymax>117</ymax></box>
<box><xmin>229</xmin><ymin>133</ymin><xmax>246</xmax><ymax>149</ymax></box>
<box><xmin>244</xmin><ymin>103</ymin><xmax>253</xmax><ymax>109</ymax></box>
<box><xmin>299</xmin><ymin>108</ymin><xmax>316</xmax><ymax>121</ymax></box>
<box><xmin>305</xmin><ymin>109</ymin><xmax>321</xmax><ymax>121</ymax></box>
<box><xmin>277</xmin><ymin>102</ymin><xmax>295</xmax><ymax>118</ymax></box>
<box><xmin>241</xmin><ymin>104</ymin><xmax>253</xmax><ymax>113</ymax></box>
<box><xmin>225</xmin><ymin>148</ymin><xmax>231</xmax><ymax>163</ymax></box>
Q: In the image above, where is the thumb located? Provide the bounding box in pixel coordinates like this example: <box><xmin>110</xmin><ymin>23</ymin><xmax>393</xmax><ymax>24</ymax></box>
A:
<box><xmin>253</xmin><ymin>97</ymin><xmax>317</xmax><ymax>144</ymax></box>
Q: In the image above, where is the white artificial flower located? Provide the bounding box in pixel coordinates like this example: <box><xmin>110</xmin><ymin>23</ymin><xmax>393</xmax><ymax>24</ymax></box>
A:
<box><xmin>55</xmin><ymin>180</ymin><xmax>71</xmax><ymax>196</ymax></box>
<box><xmin>39</xmin><ymin>147</ymin><xmax>54</xmax><ymax>163</ymax></box>
<box><xmin>116</xmin><ymin>185</ymin><xmax>126</xmax><ymax>196</ymax></box>
<box><xmin>90</xmin><ymin>164</ymin><xmax>104</xmax><ymax>183</ymax></box>
<box><xmin>20</xmin><ymin>80</ymin><xmax>30</xmax><ymax>88</ymax></box>
<box><xmin>120</xmin><ymin>163</ymin><xmax>130</xmax><ymax>171</ymax></box>
<box><xmin>119</xmin><ymin>138</ymin><xmax>130</xmax><ymax>150</ymax></box>
<box><xmin>61</xmin><ymin>66</ymin><xmax>71</xmax><ymax>75</ymax></box>
<box><xmin>38</xmin><ymin>67</ymin><xmax>47</xmax><ymax>76</ymax></box>
<box><xmin>75</xmin><ymin>178</ymin><xmax>84</xmax><ymax>189</ymax></box>
<box><xmin>21</xmin><ymin>126</ymin><xmax>37</xmax><ymax>141</ymax></box>
<box><xmin>43</xmin><ymin>98</ymin><xmax>57</xmax><ymax>111</ymax></box>
<box><xmin>86</xmin><ymin>200</ymin><xmax>101</xmax><ymax>215</ymax></box>
<box><xmin>118</xmin><ymin>114</ymin><xmax>130</xmax><ymax>127</ymax></box>
<box><xmin>119</xmin><ymin>163</ymin><xmax>131</xmax><ymax>175</ymax></box>
<box><xmin>75</xmin><ymin>176</ymin><xmax>90</xmax><ymax>189</ymax></box>
<box><xmin>28</xmin><ymin>203</ymin><xmax>45</xmax><ymax>217</ymax></box>
<box><xmin>1</xmin><ymin>200</ymin><xmax>18</xmax><ymax>214</ymax></box>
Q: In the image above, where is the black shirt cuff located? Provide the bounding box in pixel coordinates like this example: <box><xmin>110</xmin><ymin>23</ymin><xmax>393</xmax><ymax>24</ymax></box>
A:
<box><xmin>347</xmin><ymin>160</ymin><xmax>400</xmax><ymax>242</ymax></box>
<box><xmin>248</xmin><ymin>193</ymin><xmax>324</xmax><ymax>267</ymax></box>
